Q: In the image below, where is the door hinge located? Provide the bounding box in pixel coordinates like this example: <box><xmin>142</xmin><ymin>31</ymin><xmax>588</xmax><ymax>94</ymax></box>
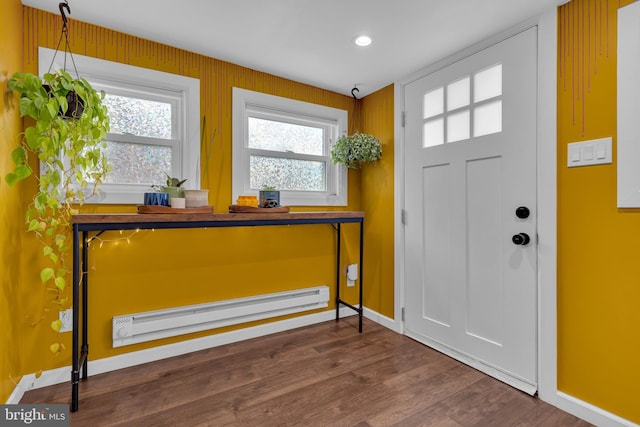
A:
<box><xmin>401</xmin><ymin>209</ymin><xmax>407</xmax><ymax>225</ymax></box>
<box><xmin>401</xmin><ymin>307</ymin><xmax>405</xmax><ymax>321</ymax></box>
<box><xmin>401</xmin><ymin>111</ymin><xmax>406</xmax><ymax>128</ymax></box>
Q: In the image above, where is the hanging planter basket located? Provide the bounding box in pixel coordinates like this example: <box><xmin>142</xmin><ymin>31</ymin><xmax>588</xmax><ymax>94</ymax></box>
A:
<box><xmin>42</xmin><ymin>84</ymin><xmax>85</xmax><ymax>119</ymax></box>
<box><xmin>331</xmin><ymin>132</ymin><xmax>382</xmax><ymax>169</ymax></box>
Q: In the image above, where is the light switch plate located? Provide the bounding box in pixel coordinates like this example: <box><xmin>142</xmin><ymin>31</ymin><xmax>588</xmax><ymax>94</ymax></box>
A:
<box><xmin>567</xmin><ymin>137</ymin><xmax>612</xmax><ymax>168</ymax></box>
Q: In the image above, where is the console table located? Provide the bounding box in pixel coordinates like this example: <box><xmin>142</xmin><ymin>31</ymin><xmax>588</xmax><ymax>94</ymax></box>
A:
<box><xmin>70</xmin><ymin>211</ymin><xmax>364</xmax><ymax>411</ymax></box>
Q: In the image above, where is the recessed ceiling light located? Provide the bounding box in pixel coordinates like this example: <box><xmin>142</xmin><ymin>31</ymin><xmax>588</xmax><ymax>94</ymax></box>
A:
<box><xmin>354</xmin><ymin>35</ymin><xmax>372</xmax><ymax>47</ymax></box>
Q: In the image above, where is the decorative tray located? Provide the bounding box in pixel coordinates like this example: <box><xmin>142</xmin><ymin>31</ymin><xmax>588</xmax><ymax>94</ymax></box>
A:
<box><xmin>228</xmin><ymin>205</ymin><xmax>290</xmax><ymax>213</ymax></box>
<box><xmin>137</xmin><ymin>205</ymin><xmax>214</xmax><ymax>214</ymax></box>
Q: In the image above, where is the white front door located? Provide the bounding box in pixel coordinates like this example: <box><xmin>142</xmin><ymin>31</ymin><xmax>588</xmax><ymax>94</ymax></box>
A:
<box><xmin>403</xmin><ymin>27</ymin><xmax>538</xmax><ymax>393</ymax></box>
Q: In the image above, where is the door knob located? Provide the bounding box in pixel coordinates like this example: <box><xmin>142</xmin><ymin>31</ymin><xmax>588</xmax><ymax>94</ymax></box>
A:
<box><xmin>512</xmin><ymin>233</ymin><xmax>530</xmax><ymax>246</ymax></box>
<box><xmin>515</xmin><ymin>206</ymin><xmax>530</xmax><ymax>219</ymax></box>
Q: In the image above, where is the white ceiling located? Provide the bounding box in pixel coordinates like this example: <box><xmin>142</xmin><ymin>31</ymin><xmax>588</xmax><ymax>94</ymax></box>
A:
<box><xmin>22</xmin><ymin>0</ymin><xmax>567</xmax><ymax>97</ymax></box>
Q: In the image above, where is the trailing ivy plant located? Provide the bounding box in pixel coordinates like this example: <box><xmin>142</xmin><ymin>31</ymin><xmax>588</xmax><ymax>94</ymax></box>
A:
<box><xmin>5</xmin><ymin>69</ymin><xmax>110</xmax><ymax>354</ymax></box>
<box><xmin>331</xmin><ymin>131</ymin><xmax>382</xmax><ymax>169</ymax></box>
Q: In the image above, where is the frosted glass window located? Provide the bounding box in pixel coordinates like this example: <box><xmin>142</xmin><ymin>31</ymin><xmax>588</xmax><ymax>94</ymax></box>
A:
<box><xmin>423</xmin><ymin>87</ymin><xmax>444</xmax><ymax>119</ymax></box>
<box><xmin>447</xmin><ymin>77</ymin><xmax>470</xmax><ymax>111</ymax></box>
<box><xmin>234</xmin><ymin>88</ymin><xmax>347</xmax><ymax>206</ymax></box>
<box><xmin>447</xmin><ymin>110</ymin><xmax>470</xmax><ymax>143</ymax></box>
<box><xmin>474</xmin><ymin>64</ymin><xmax>502</xmax><ymax>102</ymax></box>
<box><xmin>102</xmin><ymin>141</ymin><xmax>172</xmax><ymax>185</ymax></box>
<box><xmin>250</xmin><ymin>156</ymin><xmax>326</xmax><ymax>191</ymax></box>
<box><xmin>474</xmin><ymin>101</ymin><xmax>502</xmax><ymax>137</ymax></box>
<box><xmin>423</xmin><ymin>118</ymin><xmax>444</xmax><ymax>147</ymax></box>
<box><xmin>248</xmin><ymin>117</ymin><xmax>324</xmax><ymax>155</ymax></box>
<box><xmin>103</xmin><ymin>94</ymin><xmax>172</xmax><ymax>139</ymax></box>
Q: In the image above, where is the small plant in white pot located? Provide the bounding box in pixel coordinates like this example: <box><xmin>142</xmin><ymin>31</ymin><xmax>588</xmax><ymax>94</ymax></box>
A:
<box><xmin>162</xmin><ymin>175</ymin><xmax>187</xmax><ymax>201</ymax></box>
<box><xmin>331</xmin><ymin>132</ymin><xmax>382</xmax><ymax>169</ymax></box>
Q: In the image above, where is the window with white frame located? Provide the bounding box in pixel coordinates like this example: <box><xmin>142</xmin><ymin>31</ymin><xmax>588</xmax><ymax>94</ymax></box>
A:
<box><xmin>39</xmin><ymin>47</ymin><xmax>200</xmax><ymax>204</ymax></box>
<box><xmin>232</xmin><ymin>88</ymin><xmax>348</xmax><ymax>206</ymax></box>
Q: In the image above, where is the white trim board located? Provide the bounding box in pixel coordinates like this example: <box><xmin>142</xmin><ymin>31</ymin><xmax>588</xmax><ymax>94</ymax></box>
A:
<box><xmin>535</xmin><ymin>3</ymin><xmax>560</xmax><ymax>413</ymax></box>
<box><xmin>363</xmin><ymin>306</ymin><xmax>400</xmax><ymax>333</ymax></box>
<box><xmin>550</xmin><ymin>393</ymin><xmax>639</xmax><ymax>427</ymax></box>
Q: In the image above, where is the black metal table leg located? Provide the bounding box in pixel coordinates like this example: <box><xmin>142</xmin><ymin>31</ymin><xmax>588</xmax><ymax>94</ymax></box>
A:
<box><xmin>359</xmin><ymin>219</ymin><xmax>364</xmax><ymax>333</ymax></box>
<box><xmin>81</xmin><ymin>230</ymin><xmax>89</xmax><ymax>379</ymax></box>
<box><xmin>71</xmin><ymin>225</ymin><xmax>80</xmax><ymax>412</ymax></box>
<box><xmin>335</xmin><ymin>223</ymin><xmax>341</xmax><ymax>322</ymax></box>
<box><xmin>334</xmin><ymin>221</ymin><xmax>364</xmax><ymax>333</ymax></box>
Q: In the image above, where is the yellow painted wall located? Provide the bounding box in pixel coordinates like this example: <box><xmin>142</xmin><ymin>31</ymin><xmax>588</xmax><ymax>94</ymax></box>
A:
<box><xmin>558</xmin><ymin>0</ymin><xmax>640</xmax><ymax>423</ymax></box>
<box><xmin>12</xmin><ymin>7</ymin><xmax>373</xmax><ymax>375</ymax></box>
<box><xmin>360</xmin><ymin>85</ymin><xmax>395</xmax><ymax>318</ymax></box>
<box><xmin>0</xmin><ymin>0</ymin><xmax>25</xmax><ymax>404</ymax></box>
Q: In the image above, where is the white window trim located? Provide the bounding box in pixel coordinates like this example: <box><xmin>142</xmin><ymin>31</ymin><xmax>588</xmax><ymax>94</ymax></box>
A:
<box><xmin>38</xmin><ymin>47</ymin><xmax>200</xmax><ymax>204</ymax></box>
<box><xmin>232</xmin><ymin>87</ymin><xmax>348</xmax><ymax>206</ymax></box>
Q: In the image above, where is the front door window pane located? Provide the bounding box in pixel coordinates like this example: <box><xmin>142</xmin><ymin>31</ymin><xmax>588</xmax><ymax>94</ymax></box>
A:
<box><xmin>474</xmin><ymin>64</ymin><xmax>502</xmax><ymax>102</ymax></box>
<box><xmin>423</xmin><ymin>87</ymin><xmax>444</xmax><ymax>119</ymax></box>
<box><xmin>474</xmin><ymin>100</ymin><xmax>502</xmax><ymax>137</ymax></box>
<box><xmin>447</xmin><ymin>77</ymin><xmax>470</xmax><ymax>111</ymax></box>
<box><xmin>447</xmin><ymin>110</ymin><xmax>470</xmax><ymax>143</ymax></box>
<box><xmin>423</xmin><ymin>118</ymin><xmax>444</xmax><ymax>147</ymax></box>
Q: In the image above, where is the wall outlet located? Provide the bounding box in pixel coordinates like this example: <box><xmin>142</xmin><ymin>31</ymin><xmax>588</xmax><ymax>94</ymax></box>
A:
<box><xmin>59</xmin><ymin>309</ymin><xmax>73</xmax><ymax>333</ymax></box>
<box><xmin>346</xmin><ymin>264</ymin><xmax>358</xmax><ymax>287</ymax></box>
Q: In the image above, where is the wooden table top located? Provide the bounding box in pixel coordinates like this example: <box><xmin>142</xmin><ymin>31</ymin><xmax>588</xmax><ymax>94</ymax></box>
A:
<box><xmin>72</xmin><ymin>210</ymin><xmax>364</xmax><ymax>227</ymax></box>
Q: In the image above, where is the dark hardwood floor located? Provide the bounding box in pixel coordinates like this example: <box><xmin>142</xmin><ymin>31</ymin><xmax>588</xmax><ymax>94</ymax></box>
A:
<box><xmin>22</xmin><ymin>318</ymin><xmax>592</xmax><ymax>426</ymax></box>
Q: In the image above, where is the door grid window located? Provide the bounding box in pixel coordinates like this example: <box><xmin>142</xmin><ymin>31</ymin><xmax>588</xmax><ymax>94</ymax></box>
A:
<box><xmin>422</xmin><ymin>64</ymin><xmax>502</xmax><ymax>148</ymax></box>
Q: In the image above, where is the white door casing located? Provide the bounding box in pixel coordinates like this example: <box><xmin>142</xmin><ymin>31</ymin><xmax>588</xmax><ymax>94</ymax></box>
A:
<box><xmin>403</xmin><ymin>27</ymin><xmax>538</xmax><ymax>393</ymax></box>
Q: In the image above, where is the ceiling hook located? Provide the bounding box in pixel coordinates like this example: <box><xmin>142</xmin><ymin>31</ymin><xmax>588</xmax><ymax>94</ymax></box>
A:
<box><xmin>59</xmin><ymin>1</ymin><xmax>70</xmax><ymax>27</ymax></box>
<box><xmin>351</xmin><ymin>86</ymin><xmax>360</xmax><ymax>100</ymax></box>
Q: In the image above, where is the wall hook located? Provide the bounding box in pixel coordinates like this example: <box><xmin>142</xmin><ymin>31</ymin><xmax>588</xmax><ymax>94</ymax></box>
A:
<box><xmin>48</xmin><ymin>0</ymin><xmax>80</xmax><ymax>78</ymax></box>
<box><xmin>59</xmin><ymin>1</ymin><xmax>70</xmax><ymax>27</ymax></box>
<box><xmin>351</xmin><ymin>86</ymin><xmax>360</xmax><ymax>100</ymax></box>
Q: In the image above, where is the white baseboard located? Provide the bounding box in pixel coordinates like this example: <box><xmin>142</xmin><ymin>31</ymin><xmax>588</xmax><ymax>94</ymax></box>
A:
<box><xmin>7</xmin><ymin>306</ymin><xmax>358</xmax><ymax>403</ymax></box>
<box><xmin>540</xmin><ymin>391</ymin><xmax>639</xmax><ymax>427</ymax></box>
<box><xmin>363</xmin><ymin>306</ymin><xmax>400</xmax><ymax>332</ymax></box>
<box><xmin>6</xmin><ymin>377</ymin><xmax>30</xmax><ymax>405</ymax></box>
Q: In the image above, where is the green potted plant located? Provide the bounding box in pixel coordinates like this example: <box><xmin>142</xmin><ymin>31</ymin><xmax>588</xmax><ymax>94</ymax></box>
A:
<box><xmin>162</xmin><ymin>174</ymin><xmax>187</xmax><ymax>201</ymax></box>
<box><xmin>331</xmin><ymin>131</ymin><xmax>382</xmax><ymax>169</ymax></box>
<box><xmin>5</xmin><ymin>69</ymin><xmax>111</xmax><ymax>354</ymax></box>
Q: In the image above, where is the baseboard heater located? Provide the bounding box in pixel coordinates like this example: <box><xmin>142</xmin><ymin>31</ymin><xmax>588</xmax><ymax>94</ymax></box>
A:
<box><xmin>112</xmin><ymin>285</ymin><xmax>330</xmax><ymax>347</ymax></box>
